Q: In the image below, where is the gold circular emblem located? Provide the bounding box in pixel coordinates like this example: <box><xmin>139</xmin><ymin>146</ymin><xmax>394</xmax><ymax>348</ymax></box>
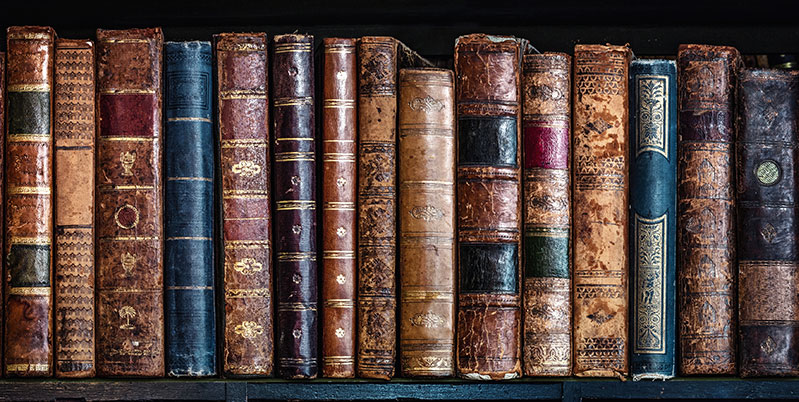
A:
<box><xmin>114</xmin><ymin>204</ymin><xmax>140</xmax><ymax>229</ymax></box>
<box><xmin>755</xmin><ymin>160</ymin><xmax>780</xmax><ymax>186</ymax></box>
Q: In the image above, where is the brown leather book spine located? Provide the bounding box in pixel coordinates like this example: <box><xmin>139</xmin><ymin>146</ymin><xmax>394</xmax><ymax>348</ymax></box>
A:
<box><xmin>95</xmin><ymin>27</ymin><xmax>164</xmax><ymax>377</ymax></box>
<box><xmin>677</xmin><ymin>44</ymin><xmax>740</xmax><ymax>375</ymax></box>
<box><xmin>4</xmin><ymin>26</ymin><xmax>55</xmax><ymax>378</ymax></box>
<box><xmin>54</xmin><ymin>38</ymin><xmax>96</xmax><ymax>378</ymax></box>
<box><xmin>398</xmin><ymin>68</ymin><xmax>456</xmax><ymax>378</ymax></box>
<box><xmin>521</xmin><ymin>52</ymin><xmax>572</xmax><ymax>377</ymax></box>
<box><xmin>215</xmin><ymin>33</ymin><xmax>273</xmax><ymax>377</ymax></box>
<box><xmin>357</xmin><ymin>36</ymin><xmax>397</xmax><ymax>379</ymax></box>
<box><xmin>572</xmin><ymin>44</ymin><xmax>631</xmax><ymax>378</ymax></box>
<box><xmin>321</xmin><ymin>37</ymin><xmax>357</xmax><ymax>378</ymax></box>
<box><xmin>0</xmin><ymin>51</ymin><xmax>4</xmax><ymax>370</ymax></box>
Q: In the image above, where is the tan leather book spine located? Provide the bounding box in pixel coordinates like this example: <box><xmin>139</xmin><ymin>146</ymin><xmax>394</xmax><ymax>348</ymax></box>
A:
<box><xmin>398</xmin><ymin>68</ymin><xmax>456</xmax><ymax>378</ymax></box>
<box><xmin>572</xmin><ymin>44</ymin><xmax>631</xmax><ymax>378</ymax></box>
<box><xmin>321</xmin><ymin>37</ymin><xmax>357</xmax><ymax>378</ymax></box>
<box><xmin>4</xmin><ymin>25</ymin><xmax>56</xmax><ymax>378</ymax></box>
<box><xmin>54</xmin><ymin>38</ymin><xmax>96</xmax><ymax>378</ymax></box>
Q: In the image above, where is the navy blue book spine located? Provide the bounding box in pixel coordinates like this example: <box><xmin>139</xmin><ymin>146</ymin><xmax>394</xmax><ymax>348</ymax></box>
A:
<box><xmin>628</xmin><ymin>59</ymin><xmax>677</xmax><ymax>380</ymax></box>
<box><xmin>164</xmin><ymin>41</ymin><xmax>217</xmax><ymax>377</ymax></box>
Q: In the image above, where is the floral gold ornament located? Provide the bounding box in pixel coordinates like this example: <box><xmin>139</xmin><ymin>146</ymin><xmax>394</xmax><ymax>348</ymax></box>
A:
<box><xmin>234</xmin><ymin>321</ymin><xmax>263</xmax><ymax>340</ymax></box>
<box><xmin>232</xmin><ymin>160</ymin><xmax>261</xmax><ymax>177</ymax></box>
<box><xmin>336</xmin><ymin>274</ymin><xmax>346</xmax><ymax>285</ymax></box>
<box><xmin>335</xmin><ymin>328</ymin><xmax>345</xmax><ymax>338</ymax></box>
<box><xmin>336</xmin><ymin>227</ymin><xmax>347</xmax><ymax>237</ymax></box>
<box><xmin>292</xmin><ymin>224</ymin><xmax>302</xmax><ymax>234</ymax></box>
<box><xmin>118</xmin><ymin>306</ymin><xmax>137</xmax><ymax>330</ymax></box>
<box><xmin>233</xmin><ymin>258</ymin><xmax>263</xmax><ymax>275</ymax></box>
<box><xmin>121</xmin><ymin>252</ymin><xmax>136</xmax><ymax>276</ymax></box>
<box><xmin>120</xmin><ymin>151</ymin><xmax>136</xmax><ymax>176</ymax></box>
<box><xmin>337</xmin><ymin>177</ymin><xmax>347</xmax><ymax>187</ymax></box>
<box><xmin>292</xmin><ymin>329</ymin><xmax>302</xmax><ymax>339</ymax></box>
<box><xmin>409</xmin><ymin>311</ymin><xmax>445</xmax><ymax>328</ymax></box>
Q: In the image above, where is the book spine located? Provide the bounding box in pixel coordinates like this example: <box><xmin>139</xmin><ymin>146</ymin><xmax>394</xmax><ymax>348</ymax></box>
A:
<box><xmin>357</xmin><ymin>36</ymin><xmax>397</xmax><ymax>379</ymax></box>
<box><xmin>398</xmin><ymin>68</ymin><xmax>456</xmax><ymax>378</ymax></box>
<box><xmin>4</xmin><ymin>25</ymin><xmax>55</xmax><ymax>377</ymax></box>
<box><xmin>272</xmin><ymin>34</ymin><xmax>317</xmax><ymax>379</ymax></box>
<box><xmin>215</xmin><ymin>33</ymin><xmax>273</xmax><ymax>376</ymax></box>
<box><xmin>54</xmin><ymin>38</ymin><xmax>96</xmax><ymax>378</ymax></box>
<box><xmin>321</xmin><ymin>37</ymin><xmax>357</xmax><ymax>378</ymax></box>
<box><xmin>95</xmin><ymin>27</ymin><xmax>164</xmax><ymax>377</ymax></box>
<box><xmin>572</xmin><ymin>44</ymin><xmax>631</xmax><ymax>378</ymax></box>
<box><xmin>521</xmin><ymin>52</ymin><xmax>572</xmax><ymax>377</ymax></box>
<box><xmin>163</xmin><ymin>41</ymin><xmax>216</xmax><ymax>377</ymax></box>
<box><xmin>454</xmin><ymin>34</ymin><xmax>523</xmax><ymax>380</ymax></box>
<box><xmin>737</xmin><ymin>68</ymin><xmax>799</xmax><ymax>377</ymax></box>
<box><xmin>0</xmin><ymin>51</ymin><xmax>4</xmax><ymax>371</ymax></box>
<box><xmin>677</xmin><ymin>44</ymin><xmax>739</xmax><ymax>375</ymax></box>
<box><xmin>628</xmin><ymin>59</ymin><xmax>677</xmax><ymax>380</ymax></box>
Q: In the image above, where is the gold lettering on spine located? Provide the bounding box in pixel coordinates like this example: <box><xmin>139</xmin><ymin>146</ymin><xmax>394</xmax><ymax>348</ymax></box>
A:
<box><xmin>636</xmin><ymin>75</ymin><xmax>669</xmax><ymax>158</ymax></box>
<box><xmin>634</xmin><ymin>213</ymin><xmax>667</xmax><ymax>354</ymax></box>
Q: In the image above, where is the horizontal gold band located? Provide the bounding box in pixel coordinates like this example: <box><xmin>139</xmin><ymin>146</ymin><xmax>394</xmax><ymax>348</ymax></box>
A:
<box><xmin>324</xmin><ymin>300</ymin><xmax>355</xmax><ymax>308</ymax></box>
<box><xmin>225</xmin><ymin>288</ymin><xmax>270</xmax><ymax>298</ymax></box>
<box><xmin>402</xmin><ymin>290</ymin><xmax>454</xmax><ymax>301</ymax></box>
<box><xmin>100</xmin><ymin>136</ymin><xmax>155</xmax><ymax>142</ymax></box>
<box><xmin>324</xmin><ymin>48</ymin><xmax>354</xmax><ymax>54</ymax></box>
<box><xmin>274</xmin><ymin>49</ymin><xmax>312</xmax><ymax>54</ymax></box>
<box><xmin>273</xmin><ymin>97</ymin><xmax>312</xmax><ymax>107</ymax></box>
<box><xmin>8</xmin><ymin>32</ymin><xmax>51</xmax><ymax>40</ymax></box>
<box><xmin>275</xmin><ymin>158</ymin><xmax>313</xmax><ymax>162</ymax></box>
<box><xmin>167</xmin><ymin>286</ymin><xmax>213</xmax><ymax>291</ymax></box>
<box><xmin>219</xmin><ymin>43</ymin><xmax>265</xmax><ymax>52</ymax></box>
<box><xmin>10</xmin><ymin>237</ymin><xmax>51</xmax><ymax>246</ymax></box>
<box><xmin>8</xmin><ymin>83</ymin><xmax>50</xmax><ymax>92</ymax></box>
<box><xmin>323</xmin><ymin>251</ymin><xmax>355</xmax><ymax>259</ymax></box>
<box><xmin>323</xmin><ymin>356</ymin><xmax>355</xmax><ymax>362</ymax></box>
<box><xmin>223</xmin><ymin>189</ymin><xmax>269</xmax><ymax>195</ymax></box>
<box><xmin>221</xmin><ymin>94</ymin><xmax>267</xmax><ymax>100</ymax></box>
<box><xmin>224</xmin><ymin>194</ymin><xmax>269</xmax><ymax>200</ymax></box>
<box><xmin>278</xmin><ymin>303</ymin><xmax>317</xmax><ymax>311</ymax></box>
<box><xmin>99</xmin><ymin>236</ymin><xmax>159</xmax><ymax>241</ymax></box>
<box><xmin>100</xmin><ymin>38</ymin><xmax>149</xmax><ymax>43</ymax></box>
<box><xmin>100</xmin><ymin>88</ymin><xmax>156</xmax><ymax>95</ymax></box>
<box><xmin>225</xmin><ymin>240</ymin><xmax>270</xmax><ymax>250</ymax></box>
<box><xmin>225</xmin><ymin>216</ymin><xmax>269</xmax><ymax>221</ymax></box>
<box><xmin>323</xmin><ymin>139</ymin><xmax>355</xmax><ymax>143</ymax></box>
<box><xmin>167</xmin><ymin>237</ymin><xmax>212</xmax><ymax>241</ymax></box>
<box><xmin>277</xmin><ymin>137</ymin><xmax>313</xmax><ymax>141</ymax></box>
<box><xmin>8</xmin><ymin>134</ymin><xmax>50</xmax><ymax>142</ymax></box>
<box><xmin>277</xmin><ymin>252</ymin><xmax>317</xmax><ymax>261</ymax></box>
<box><xmin>6</xmin><ymin>363</ymin><xmax>50</xmax><ymax>372</ymax></box>
<box><xmin>221</xmin><ymin>142</ymin><xmax>267</xmax><ymax>148</ymax></box>
<box><xmin>167</xmin><ymin>177</ymin><xmax>213</xmax><ymax>182</ymax></box>
<box><xmin>9</xmin><ymin>287</ymin><xmax>51</xmax><ymax>296</ymax></box>
<box><xmin>167</xmin><ymin>117</ymin><xmax>212</xmax><ymax>123</ymax></box>
<box><xmin>99</xmin><ymin>185</ymin><xmax>155</xmax><ymax>191</ymax></box>
<box><xmin>6</xmin><ymin>186</ymin><xmax>51</xmax><ymax>195</ymax></box>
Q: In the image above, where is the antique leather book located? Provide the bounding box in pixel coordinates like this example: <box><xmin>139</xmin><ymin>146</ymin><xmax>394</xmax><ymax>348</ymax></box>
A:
<box><xmin>4</xmin><ymin>26</ymin><xmax>55</xmax><ymax>377</ymax></box>
<box><xmin>521</xmin><ymin>52</ymin><xmax>572</xmax><ymax>377</ymax></box>
<box><xmin>0</xmin><ymin>51</ymin><xmax>4</xmax><ymax>369</ymax></box>
<box><xmin>321</xmin><ymin>37</ymin><xmax>357</xmax><ymax>378</ymax></box>
<box><xmin>398</xmin><ymin>67</ymin><xmax>456</xmax><ymax>378</ymax></box>
<box><xmin>163</xmin><ymin>41</ymin><xmax>216</xmax><ymax>377</ymax></box>
<box><xmin>737</xmin><ymin>68</ymin><xmax>799</xmax><ymax>377</ymax></box>
<box><xmin>454</xmin><ymin>33</ymin><xmax>527</xmax><ymax>380</ymax></box>
<box><xmin>54</xmin><ymin>38</ymin><xmax>96</xmax><ymax>378</ymax></box>
<box><xmin>677</xmin><ymin>44</ymin><xmax>740</xmax><ymax>375</ymax></box>
<box><xmin>96</xmin><ymin>27</ymin><xmax>164</xmax><ymax>377</ymax></box>
<box><xmin>273</xmin><ymin>33</ymin><xmax>317</xmax><ymax>379</ymax></box>
<box><xmin>572</xmin><ymin>44</ymin><xmax>631</xmax><ymax>378</ymax></box>
<box><xmin>215</xmin><ymin>32</ymin><xmax>273</xmax><ymax>377</ymax></box>
<box><xmin>629</xmin><ymin>59</ymin><xmax>677</xmax><ymax>380</ymax></box>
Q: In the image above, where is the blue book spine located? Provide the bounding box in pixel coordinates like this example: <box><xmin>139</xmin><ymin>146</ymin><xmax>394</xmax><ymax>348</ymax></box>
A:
<box><xmin>164</xmin><ymin>41</ymin><xmax>216</xmax><ymax>377</ymax></box>
<box><xmin>628</xmin><ymin>59</ymin><xmax>677</xmax><ymax>380</ymax></box>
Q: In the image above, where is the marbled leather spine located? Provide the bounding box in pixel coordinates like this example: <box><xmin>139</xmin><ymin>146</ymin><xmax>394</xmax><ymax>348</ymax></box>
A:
<box><xmin>164</xmin><ymin>41</ymin><xmax>216</xmax><ymax>377</ymax></box>
<box><xmin>272</xmin><ymin>34</ymin><xmax>317</xmax><ymax>379</ymax></box>
<box><xmin>629</xmin><ymin>59</ymin><xmax>677</xmax><ymax>380</ymax></box>
<box><xmin>4</xmin><ymin>26</ymin><xmax>55</xmax><ymax>377</ymax></box>
<box><xmin>521</xmin><ymin>52</ymin><xmax>572</xmax><ymax>377</ymax></box>
<box><xmin>96</xmin><ymin>27</ymin><xmax>164</xmax><ymax>377</ymax></box>
<box><xmin>572</xmin><ymin>44</ymin><xmax>631</xmax><ymax>378</ymax></box>
<box><xmin>737</xmin><ymin>68</ymin><xmax>799</xmax><ymax>377</ymax></box>
<box><xmin>677</xmin><ymin>44</ymin><xmax>740</xmax><ymax>375</ymax></box>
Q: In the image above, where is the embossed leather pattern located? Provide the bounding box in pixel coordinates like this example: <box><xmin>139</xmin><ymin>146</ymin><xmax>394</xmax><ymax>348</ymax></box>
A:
<box><xmin>272</xmin><ymin>34</ymin><xmax>317</xmax><ymax>379</ymax></box>
<box><xmin>737</xmin><ymin>68</ymin><xmax>799</xmax><ymax>377</ymax></box>
<box><xmin>521</xmin><ymin>52</ymin><xmax>571</xmax><ymax>377</ymax></box>
<box><xmin>677</xmin><ymin>44</ymin><xmax>740</xmax><ymax>375</ymax></box>
<box><xmin>629</xmin><ymin>59</ymin><xmax>677</xmax><ymax>380</ymax></box>
<box><xmin>572</xmin><ymin>44</ymin><xmax>631</xmax><ymax>379</ymax></box>
<box><xmin>398</xmin><ymin>68</ymin><xmax>456</xmax><ymax>378</ymax></box>
<box><xmin>215</xmin><ymin>32</ymin><xmax>273</xmax><ymax>377</ymax></box>
<box><xmin>96</xmin><ymin>27</ymin><xmax>164</xmax><ymax>377</ymax></box>
<box><xmin>54</xmin><ymin>38</ymin><xmax>96</xmax><ymax>378</ymax></box>
<box><xmin>4</xmin><ymin>25</ymin><xmax>55</xmax><ymax>378</ymax></box>
<box><xmin>454</xmin><ymin>34</ymin><xmax>525</xmax><ymax>380</ymax></box>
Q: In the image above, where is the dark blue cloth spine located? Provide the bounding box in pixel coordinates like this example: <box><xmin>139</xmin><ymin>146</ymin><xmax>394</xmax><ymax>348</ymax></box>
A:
<box><xmin>628</xmin><ymin>59</ymin><xmax>677</xmax><ymax>380</ymax></box>
<box><xmin>164</xmin><ymin>41</ymin><xmax>216</xmax><ymax>377</ymax></box>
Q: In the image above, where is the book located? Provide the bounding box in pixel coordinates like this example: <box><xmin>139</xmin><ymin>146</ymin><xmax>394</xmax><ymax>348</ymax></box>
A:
<box><xmin>215</xmin><ymin>32</ymin><xmax>273</xmax><ymax>377</ymax></box>
<box><xmin>272</xmin><ymin>33</ymin><xmax>318</xmax><ymax>379</ymax></box>
<box><xmin>4</xmin><ymin>25</ymin><xmax>55</xmax><ymax>377</ymax></box>
<box><xmin>0</xmin><ymin>50</ymin><xmax>4</xmax><ymax>373</ymax></box>
<box><xmin>53</xmin><ymin>38</ymin><xmax>96</xmax><ymax>378</ymax></box>
<box><xmin>397</xmin><ymin>67</ymin><xmax>456</xmax><ymax>378</ymax></box>
<box><xmin>521</xmin><ymin>52</ymin><xmax>572</xmax><ymax>377</ymax></box>
<box><xmin>737</xmin><ymin>68</ymin><xmax>799</xmax><ymax>377</ymax></box>
<box><xmin>163</xmin><ymin>41</ymin><xmax>216</xmax><ymax>377</ymax></box>
<box><xmin>454</xmin><ymin>33</ymin><xmax>526</xmax><ymax>380</ymax></box>
<box><xmin>96</xmin><ymin>27</ymin><xmax>165</xmax><ymax>377</ymax></box>
<box><xmin>321</xmin><ymin>37</ymin><xmax>357</xmax><ymax>378</ymax></box>
<box><xmin>628</xmin><ymin>59</ymin><xmax>677</xmax><ymax>380</ymax></box>
<box><xmin>677</xmin><ymin>44</ymin><xmax>740</xmax><ymax>375</ymax></box>
<box><xmin>572</xmin><ymin>44</ymin><xmax>631</xmax><ymax>379</ymax></box>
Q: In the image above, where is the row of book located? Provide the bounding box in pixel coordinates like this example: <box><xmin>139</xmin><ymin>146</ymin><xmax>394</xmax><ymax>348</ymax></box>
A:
<box><xmin>0</xmin><ymin>25</ymin><xmax>793</xmax><ymax>381</ymax></box>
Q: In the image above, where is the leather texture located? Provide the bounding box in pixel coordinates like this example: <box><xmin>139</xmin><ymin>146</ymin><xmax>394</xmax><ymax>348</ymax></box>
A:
<box><xmin>321</xmin><ymin>37</ymin><xmax>357</xmax><ymax>378</ymax></box>
<box><xmin>54</xmin><ymin>38</ymin><xmax>96</xmax><ymax>378</ymax></box>
<box><xmin>677</xmin><ymin>44</ymin><xmax>740</xmax><ymax>375</ymax></box>
<box><xmin>163</xmin><ymin>41</ymin><xmax>216</xmax><ymax>377</ymax></box>
<box><xmin>215</xmin><ymin>32</ymin><xmax>273</xmax><ymax>377</ymax></box>
<box><xmin>4</xmin><ymin>25</ymin><xmax>55</xmax><ymax>378</ymax></box>
<box><xmin>521</xmin><ymin>52</ymin><xmax>572</xmax><ymax>377</ymax></box>
<box><xmin>454</xmin><ymin>34</ymin><xmax>525</xmax><ymax>380</ymax></box>
<box><xmin>572</xmin><ymin>44</ymin><xmax>631</xmax><ymax>379</ymax></box>
<box><xmin>737</xmin><ymin>68</ymin><xmax>799</xmax><ymax>377</ymax></box>
<box><xmin>628</xmin><ymin>59</ymin><xmax>677</xmax><ymax>380</ymax></box>
<box><xmin>398</xmin><ymin>68</ymin><xmax>456</xmax><ymax>378</ymax></box>
<box><xmin>0</xmin><ymin>51</ymin><xmax>4</xmax><ymax>372</ymax></box>
<box><xmin>272</xmin><ymin>33</ymin><xmax>318</xmax><ymax>379</ymax></box>
<box><xmin>96</xmin><ymin>27</ymin><xmax>165</xmax><ymax>377</ymax></box>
